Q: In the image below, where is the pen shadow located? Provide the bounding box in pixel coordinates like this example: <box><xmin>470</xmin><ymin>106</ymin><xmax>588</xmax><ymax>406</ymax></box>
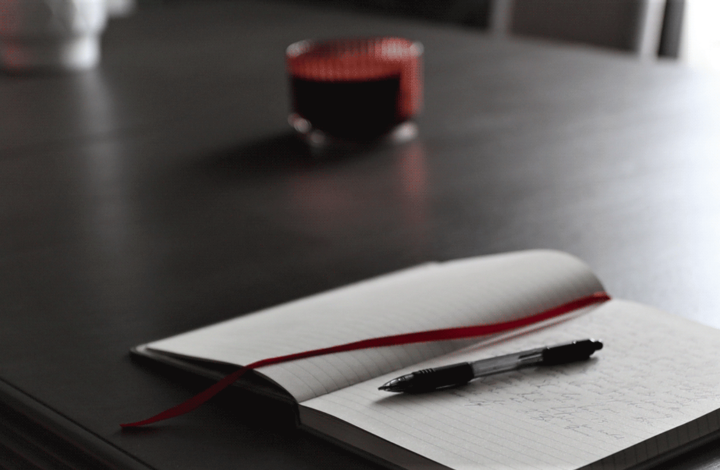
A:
<box><xmin>373</xmin><ymin>358</ymin><xmax>600</xmax><ymax>406</ymax></box>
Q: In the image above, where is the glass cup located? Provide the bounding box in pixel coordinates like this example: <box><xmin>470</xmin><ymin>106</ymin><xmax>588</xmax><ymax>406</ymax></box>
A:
<box><xmin>0</xmin><ymin>0</ymin><xmax>108</xmax><ymax>72</ymax></box>
<box><xmin>286</xmin><ymin>37</ymin><xmax>423</xmax><ymax>146</ymax></box>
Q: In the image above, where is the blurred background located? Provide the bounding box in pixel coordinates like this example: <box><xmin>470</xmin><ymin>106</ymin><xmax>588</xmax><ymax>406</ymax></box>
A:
<box><xmin>125</xmin><ymin>0</ymin><xmax>720</xmax><ymax>73</ymax></box>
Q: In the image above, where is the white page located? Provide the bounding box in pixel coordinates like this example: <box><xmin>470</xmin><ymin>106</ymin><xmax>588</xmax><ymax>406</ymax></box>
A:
<box><xmin>301</xmin><ymin>300</ymin><xmax>720</xmax><ymax>470</ymax></box>
<box><xmin>146</xmin><ymin>250</ymin><xmax>603</xmax><ymax>402</ymax></box>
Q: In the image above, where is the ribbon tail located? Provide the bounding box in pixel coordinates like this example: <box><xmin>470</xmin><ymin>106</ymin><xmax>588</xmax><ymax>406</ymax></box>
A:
<box><xmin>121</xmin><ymin>366</ymin><xmax>250</xmax><ymax>428</ymax></box>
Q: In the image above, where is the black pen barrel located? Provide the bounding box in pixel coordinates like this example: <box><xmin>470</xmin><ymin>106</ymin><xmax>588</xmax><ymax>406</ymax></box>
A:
<box><xmin>404</xmin><ymin>363</ymin><xmax>474</xmax><ymax>392</ymax></box>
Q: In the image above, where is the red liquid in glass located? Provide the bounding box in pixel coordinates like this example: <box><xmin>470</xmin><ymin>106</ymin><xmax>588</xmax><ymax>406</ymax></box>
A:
<box><xmin>291</xmin><ymin>75</ymin><xmax>402</xmax><ymax>141</ymax></box>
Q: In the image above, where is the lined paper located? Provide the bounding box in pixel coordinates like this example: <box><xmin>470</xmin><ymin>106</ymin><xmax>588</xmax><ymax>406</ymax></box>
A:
<box><xmin>301</xmin><ymin>300</ymin><xmax>720</xmax><ymax>469</ymax></box>
<box><xmin>146</xmin><ymin>250</ymin><xmax>603</xmax><ymax>402</ymax></box>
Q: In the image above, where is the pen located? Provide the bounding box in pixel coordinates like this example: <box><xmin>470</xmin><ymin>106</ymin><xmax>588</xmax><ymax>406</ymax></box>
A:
<box><xmin>379</xmin><ymin>338</ymin><xmax>602</xmax><ymax>393</ymax></box>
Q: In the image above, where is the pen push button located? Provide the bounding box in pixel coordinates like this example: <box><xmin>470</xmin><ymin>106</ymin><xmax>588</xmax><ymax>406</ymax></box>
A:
<box><xmin>540</xmin><ymin>339</ymin><xmax>603</xmax><ymax>365</ymax></box>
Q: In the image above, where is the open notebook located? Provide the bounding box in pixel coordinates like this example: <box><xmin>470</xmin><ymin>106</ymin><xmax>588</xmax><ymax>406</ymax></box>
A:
<box><xmin>133</xmin><ymin>250</ymin><xmax>720</xmax><ymax>470</ymax></box>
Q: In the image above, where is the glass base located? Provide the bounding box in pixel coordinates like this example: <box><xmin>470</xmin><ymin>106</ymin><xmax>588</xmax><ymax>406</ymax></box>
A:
<box><xmin>289</xmin><ymin>113</ymin><xmax>418</xmax><ymax>150</ymax></box>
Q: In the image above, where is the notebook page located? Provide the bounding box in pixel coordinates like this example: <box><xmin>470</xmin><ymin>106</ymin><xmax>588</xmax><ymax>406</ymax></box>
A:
<box><xmin>146</xmin><ymin>250</ymin><xmax>603</xmax><ymax>403</ymax></box>
<box><xmin>301</xmin><ymin>300</ymin><xmax>720</xmax><ymax>470</ymax></box>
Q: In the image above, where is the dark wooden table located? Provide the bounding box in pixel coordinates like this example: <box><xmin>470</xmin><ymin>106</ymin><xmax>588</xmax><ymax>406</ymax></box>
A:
<box><xmin>2</xmin><ymin>1</ymin><xmax>720</xmax><ymax>468</ymax></box>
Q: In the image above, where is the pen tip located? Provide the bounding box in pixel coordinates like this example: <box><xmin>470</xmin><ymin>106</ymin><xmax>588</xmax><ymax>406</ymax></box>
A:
<box><xmin>379</xmin><ymin>377</ymin><xmax>404</xmax><ymax>393</ymax></box>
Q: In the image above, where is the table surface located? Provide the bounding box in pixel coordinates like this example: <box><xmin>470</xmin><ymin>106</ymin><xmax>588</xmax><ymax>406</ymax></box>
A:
<box><xmin>2</xmin><ymin>1</ymin><xmax>720</xmax><ymax>469</ymax></box>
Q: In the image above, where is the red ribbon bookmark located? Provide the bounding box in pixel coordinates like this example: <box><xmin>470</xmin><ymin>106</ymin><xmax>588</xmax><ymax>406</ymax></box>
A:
<box><xmin>121</xmin><ymin>291</ymin><xmax>611</xmax><ymax>428</ymax></box>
